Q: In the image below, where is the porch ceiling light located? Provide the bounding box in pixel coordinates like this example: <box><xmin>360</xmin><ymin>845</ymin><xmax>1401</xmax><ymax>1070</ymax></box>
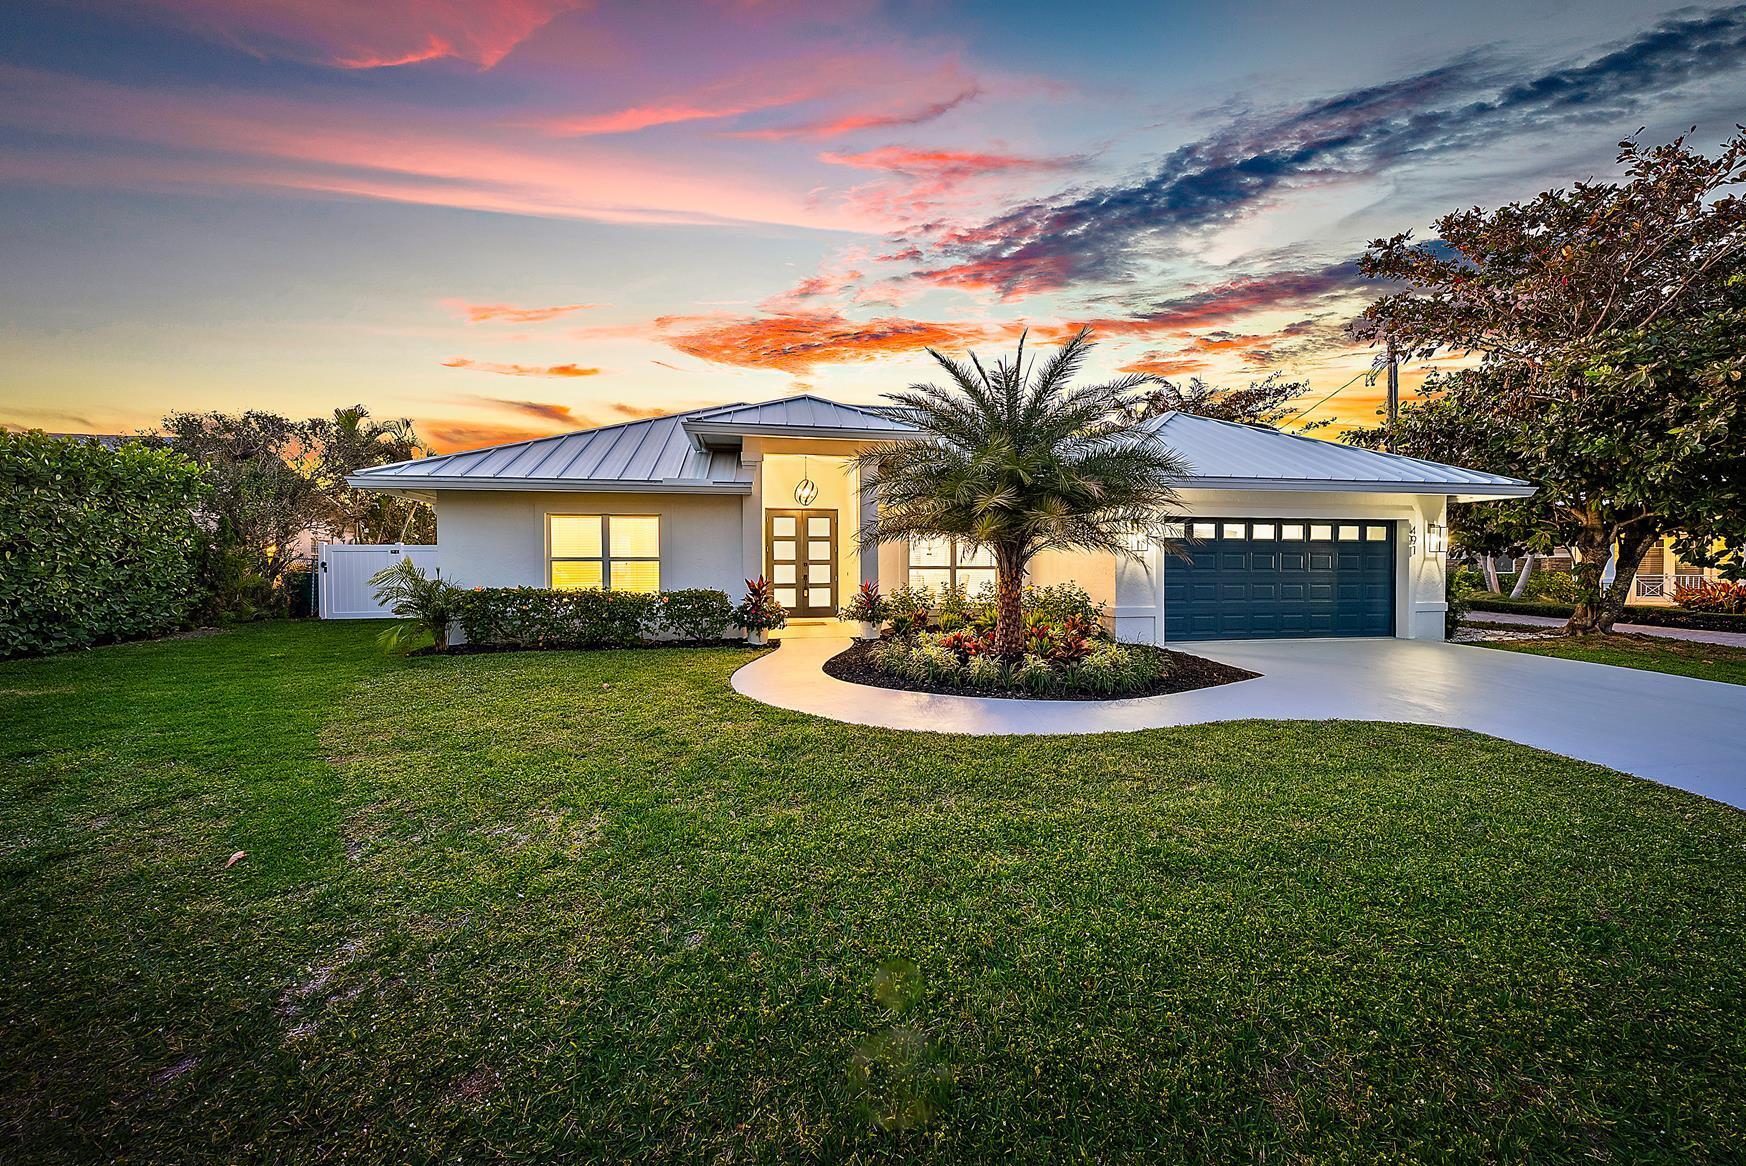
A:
<box><xmin>794</xmin><ymin>457</ymin><xmax>818</xmax><ymax>505</ymax></box>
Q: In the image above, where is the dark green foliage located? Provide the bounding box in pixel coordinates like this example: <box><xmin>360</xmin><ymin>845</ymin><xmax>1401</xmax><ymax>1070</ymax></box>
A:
<box><xmin>3</xmin><ymin>622</ymin><xmax>1745</xmax><ymax>1162</ymax></box>
<box><xmin>654</xmin><ymin>588</ymin><xmax>733</xmax><ymax>641</ymax></box>
<box><xmin>0</xmin><ymin>431</ymin><xmax>207</xmax><ymax>657</ymax></box>
<box><xmin>369</xmin><ymin>559</ymin><xmax>466</xmax><ymax>654</ymax></box>
<box><xmin>458</xmin><ymin>586</ymin><xmax>660</xmax><ymax>649</ymax></box>
<box><xmin>1445</xmin><ymin>569</ymin><xmax>1475</xmax><ymax>637</ymax></box>
<box><xmin>1468</xmin><ymin>596</ymin><xmax>1746</xmax><ymax>632</ymax></box>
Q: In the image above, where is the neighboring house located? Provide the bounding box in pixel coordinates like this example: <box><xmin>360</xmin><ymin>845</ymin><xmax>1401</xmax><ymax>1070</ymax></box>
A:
<box><xmin>1497</xmin><ymin>537</ymin><xmax>1727</xmax><ymax>605</ymax></box>
<box><xmin>347</xmin><ymin>393</ymin><xmax>1533</xmax><ymax>643</ymax></box>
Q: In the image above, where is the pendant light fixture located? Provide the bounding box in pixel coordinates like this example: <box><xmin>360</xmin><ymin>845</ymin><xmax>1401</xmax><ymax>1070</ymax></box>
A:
<box><xmin>794</xmin><ymin>456</ymin><xmax>818</xmax><ymax>506</ymax></box>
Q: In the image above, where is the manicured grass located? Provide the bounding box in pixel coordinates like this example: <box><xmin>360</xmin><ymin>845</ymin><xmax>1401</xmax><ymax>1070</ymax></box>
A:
<box><xmin>3</xmin><ymin>622</ymin><xmax>1745</xmax><ymax>1163</ymax></box>
<box><xmin>1479</xmin><ymin>631</ymin><xmax>1746</xmax><ymax>686</ymax></box>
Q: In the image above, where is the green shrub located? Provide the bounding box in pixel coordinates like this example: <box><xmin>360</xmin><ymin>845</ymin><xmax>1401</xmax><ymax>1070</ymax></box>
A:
<box><xmin>1024</xmin><ymin>582</ymin><xmax>1106</xmax><ymax>627</ymax></box>
<box><xmin>459</xmin><ymin>587</ymin><xmax>659</xmax><ymax>649</ymax></box>
<box><xmin>867</xmin><ymin>628</ymin><xmax>1165</xmax><ymax>696</ymax></box>
<box><xmin>657</xmin><ymin>588</ymin><xmax>733</xmax><ymax>640</ymax></box>
<box><xmin>0</xmin><ymin>431</ymin><xmax>208</xmax><ymax>658</ymax></box>
<box><xmin>370</xmin><ymin>558</ymin><xmax>465</xmax><ymax>654</ymax></box>
<box><xmin>1466</xmin><ymin>595</ymin><xmax>1746</xmax><ymax>633</ymax></box>
<box><xmin>1522</xmin><ymin>570</ymin><xmax>1579</xmax><ymax>603</ymax></box>
<box><xmin>1445</xmin><ymin>569</ymin><xmax>1476</xmax><ymax>637</ymax></box>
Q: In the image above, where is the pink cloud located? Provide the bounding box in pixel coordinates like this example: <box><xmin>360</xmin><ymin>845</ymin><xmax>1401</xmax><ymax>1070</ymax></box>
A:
<box><xmin>444</xmin><ymin>300</ymin><xmax>601</xmax><ymax>324</ymax></box>
<box><xmin>727</xmin><ymin>86</ymin><xmax>980</xmax><ymax>141</ymax></box>
<box><xmin>142</xmin><ymin>0</ymin><xmax>586</xmax><ymax>69</ymax></box>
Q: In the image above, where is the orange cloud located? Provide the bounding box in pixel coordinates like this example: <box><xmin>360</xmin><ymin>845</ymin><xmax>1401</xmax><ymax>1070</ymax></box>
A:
<box><xmin>1119</xmin><ymin>354</ymin><xmax>1208</xmax><ymax>377</ymax></box>
<box><xmin>445</xmin><ymin>299</ymin><xmax>601</xmax><ymax>323</ymax></box>
<box><xmin>820</xmin><ymin>146</ymin><xmax>1070</xmax><ymax>177</ymax></box>
<box><xmin>658</xmin><ymin>312</ymin><xmax>1018</xmax><ymax>373</ymax></box>
<box><xmin>144</xmin><ymin>0</ymin><xmax>585</xmax><ymax>69</ymax></box>
<box><xmin>728</xmin><ymin>86</ymin><xmax>979</xmax><ymax>140</ymax></box>
<box><xmin>443</xmin><ymin>358</ymin><xmax>601</xmax><ymax>377</ymax></box>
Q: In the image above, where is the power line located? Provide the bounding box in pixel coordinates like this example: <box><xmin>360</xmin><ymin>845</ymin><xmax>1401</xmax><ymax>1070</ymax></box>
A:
<box><xmin>1280</xmin><ymin>369</ymin><xmax>1369</xmax><ymax>427</ymax></box>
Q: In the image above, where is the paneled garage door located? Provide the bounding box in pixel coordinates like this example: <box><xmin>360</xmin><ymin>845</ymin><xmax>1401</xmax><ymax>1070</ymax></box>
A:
<box><xmin>1163</xmin><ymin>519</ymin><xmax>1395</xmax><ymax>640</ymax></box>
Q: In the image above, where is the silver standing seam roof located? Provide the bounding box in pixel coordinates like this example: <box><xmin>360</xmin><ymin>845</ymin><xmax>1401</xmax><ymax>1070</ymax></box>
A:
<box><xmin>348</xmin><ymin>393</ymin><xmax>1532</xmax><ymax>498</ymax></box>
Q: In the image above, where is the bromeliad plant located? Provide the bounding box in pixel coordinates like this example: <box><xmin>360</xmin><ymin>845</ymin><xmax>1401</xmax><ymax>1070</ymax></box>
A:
<box><xmin>733</xmin><ymin>576</ymin><xmax>787</xmax><ymax>639</ymax></box>
<box><xmin>839</xmin><ymin>581</ymin><xmax>888</xmax><ymax>625</ymax></box>
<box><xmin>855</xmin><ymin>328</ymin><xmax>1188</xmax><ymax>658</ymax></box>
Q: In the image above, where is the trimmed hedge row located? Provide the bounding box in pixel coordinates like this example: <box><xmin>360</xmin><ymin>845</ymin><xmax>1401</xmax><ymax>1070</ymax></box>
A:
<box><xmin>1</xmin><ymin>431</ymin><xmax>208</xmax><ymax>658</ymax></box>
<box><xmin>456</xmin><ymin>586</ymin><xmax>734</xmax><ymax>649</ymax></box>
<box><xmin>1468</xmin><ymin>596</ymin><xmax>1746</xmax><ymax>633</ymax></box>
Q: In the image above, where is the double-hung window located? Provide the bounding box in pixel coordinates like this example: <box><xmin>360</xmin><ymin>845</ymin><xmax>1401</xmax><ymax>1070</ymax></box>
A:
<box><xmin>907</xmin><ymin>536</ymin><xmax>996</xmax><ymax>594</ymax></box>
<box><xmin>549</xmin><ymin>515</ymin><xmax>660</xmax><ymax>592</ymax></box>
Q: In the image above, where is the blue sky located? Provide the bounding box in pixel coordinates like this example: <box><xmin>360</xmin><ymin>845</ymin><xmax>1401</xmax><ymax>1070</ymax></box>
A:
<box><xmin>2</xmin><ymin>0</ymin><xmax>1742</xmax><ymax>448</ymax></box>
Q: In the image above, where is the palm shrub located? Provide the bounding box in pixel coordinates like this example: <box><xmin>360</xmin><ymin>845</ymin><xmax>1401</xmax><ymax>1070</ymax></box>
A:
<box><xmin>855</xmin><ymin>328</ymin><xmax>1188</xmax><ymax>658</ymax></box>
<box><xmin>369</xmin><ymin>558</ymin><xmax>463</xmax><ymax>654</ymax></box>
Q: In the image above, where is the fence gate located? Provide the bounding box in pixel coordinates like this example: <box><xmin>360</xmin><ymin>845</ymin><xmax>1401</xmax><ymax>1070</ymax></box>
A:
<box><xmin>317</xmin><ymin>543</ymin><xmax>440</xmax><ymax>619</ymax></box>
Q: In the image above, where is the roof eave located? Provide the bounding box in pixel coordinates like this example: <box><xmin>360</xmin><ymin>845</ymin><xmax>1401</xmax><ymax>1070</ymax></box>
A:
<box><xmin>1178</xmin><ymin>476</ymin><xmax>1536</xmax><ymax>497</ymax></box>
<box><xmin>345</xmin><ymin>474</ymin><xmax>751</xmax><ymax>495</ymax></box>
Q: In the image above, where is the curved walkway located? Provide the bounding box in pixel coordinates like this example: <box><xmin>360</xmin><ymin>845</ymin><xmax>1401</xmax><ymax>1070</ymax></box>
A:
<box><xmin>732</xmin><ymin>637</ymin><xmax>1746</xmax><ymax>808</ymax></box>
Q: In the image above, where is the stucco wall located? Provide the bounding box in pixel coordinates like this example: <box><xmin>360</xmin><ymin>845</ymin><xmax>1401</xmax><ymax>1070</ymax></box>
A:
<box><xmin>431</xmin><ymin>490</ymin><xmax>744</xmax><ymax>592</ymax></box>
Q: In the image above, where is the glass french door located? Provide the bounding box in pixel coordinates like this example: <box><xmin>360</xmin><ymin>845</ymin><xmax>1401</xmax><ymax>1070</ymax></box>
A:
<box><xmin>766</xmin><ymin>509</ymin><xmax>837</xmax><ymax>617</ymax></box>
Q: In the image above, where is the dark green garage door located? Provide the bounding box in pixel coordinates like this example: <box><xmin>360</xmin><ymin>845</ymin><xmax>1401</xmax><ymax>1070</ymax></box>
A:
<box><xmin>1163</xmin><ymin>519</ymin><xmax>1396</xmax><ymax>640</ymax></box>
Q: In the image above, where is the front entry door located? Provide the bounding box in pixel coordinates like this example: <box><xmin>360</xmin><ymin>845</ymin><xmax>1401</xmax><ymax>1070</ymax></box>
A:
<box><xmin>767</xmin><ymin>509</ymin><xmax>838</xmax><ymax>617</ymax></box>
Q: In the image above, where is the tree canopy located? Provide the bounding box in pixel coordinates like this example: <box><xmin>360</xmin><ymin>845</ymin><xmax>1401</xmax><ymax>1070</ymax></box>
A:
<box><xmin>1349</xmin><ymin>130</ymin><xmax>1746</xmax><ymax>631</ymax></box>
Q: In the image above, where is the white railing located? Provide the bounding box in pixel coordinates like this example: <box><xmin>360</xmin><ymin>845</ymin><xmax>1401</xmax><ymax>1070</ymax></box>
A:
<box><xmin>1635</xmin><ymin>573</ymin><xmax>1711</xmax><ymax>599</ymax></box>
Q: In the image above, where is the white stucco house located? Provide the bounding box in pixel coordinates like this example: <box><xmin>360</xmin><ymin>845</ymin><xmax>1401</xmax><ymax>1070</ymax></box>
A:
<box><xmin>347</xmin><ymin>393</ymin><xmax>1533</xmax><ymax>643</ymax></box>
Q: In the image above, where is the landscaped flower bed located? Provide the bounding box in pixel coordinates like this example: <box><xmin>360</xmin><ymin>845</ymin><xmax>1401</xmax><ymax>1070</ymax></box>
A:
<box><xmin>822</xmin><ymin>582</ymin><xmax>1255</xmax><ymax>700</ymax></box>
<box><xmin>824</xmin><ymin>634</ymin><xmax>1254</xmax><ymax>700</ymax></box>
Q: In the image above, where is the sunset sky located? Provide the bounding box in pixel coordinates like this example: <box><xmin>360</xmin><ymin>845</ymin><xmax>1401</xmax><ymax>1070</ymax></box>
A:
<box><xmin>3</xmin><ymin>1</ymin><xmax>1745</xmax><ymax>450</ymax></box>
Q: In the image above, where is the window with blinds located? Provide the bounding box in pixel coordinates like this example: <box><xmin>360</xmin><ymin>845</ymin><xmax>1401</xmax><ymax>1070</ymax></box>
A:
<box><xmin>549</xmin><ymin>515</ymin><xmax>660</xmax><ymax>592</ymax></box>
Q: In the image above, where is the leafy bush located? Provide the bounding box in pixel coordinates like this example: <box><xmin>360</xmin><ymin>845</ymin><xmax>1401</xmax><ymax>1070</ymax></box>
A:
<box><xmin>1445</xmin><ymin>568</ymin><xmax>1476</xmax><ymax>637</ymax></box>
<box><xmin>884</xmin><ymin>584</ymin><xmax>933</xmax><ymax>635</ymax></box>
<box><xmin>1</xmin><ymin>431</ymin><xmax>208</xmax><ymax>658</ymax></box>
<box><xmin>1522</xmin><ymin>570</ymin><xmax>1580</xmax><ymax>603</ymax></box>
<box><xmin>1467</xmin><ymin>595</ymin><xmax>1746</xmax><ymax>633</ymax></box>
<box><xmin>732</xmin><ymin>577</ymin><xmax>786</xmax><ymax>634</ymax></box>
<box><xmin>656</xmin><ymin>588</ymin><xmax>733</xmax><ymax>640</ymax></box>
<box><xmin>1673</xmin><ymin>579</ymin><xmax>1746</xmax><ymax>614</ymax></box>
<box><xmin>369</xmin><ymin>558</ymin><xmax>465</xmax><ymax>654</ymax></box>
<box><xmin>459</xmin><ymin>586</ymin><xmax>659</xmax><ymax>649</ymax></box>
<box><xmin>876</xmin><ymin>579</ymin><xmax>1109</xmax><ymax>638</ymax></box>
<box><xmin>1024</xmin><ymin>582</ymin><xmax>1106</xmax><ymax>628</ymax></box>
<box><xmin>867</xmin><ymin>624</ymin><xmax>1165</xmax><ymax>696</ymax></box>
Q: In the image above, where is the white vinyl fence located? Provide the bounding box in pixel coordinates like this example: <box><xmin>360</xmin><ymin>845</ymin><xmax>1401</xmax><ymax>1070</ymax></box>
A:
<box><xmin>318</xmin><ymin>543</ymin><xmax>440</xmax><ymax>619</ymax></box>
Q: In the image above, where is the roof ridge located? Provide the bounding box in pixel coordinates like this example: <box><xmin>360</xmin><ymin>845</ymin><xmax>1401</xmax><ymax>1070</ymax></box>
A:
<box><xmin>357</xmin><ymin>403</ymin><xmax>725</xmax><ymax>476</ymax></box>
<box><xmin>1156</xmin><ymin>410</ymin><xmax>1528</xmax><ymax>486</ymax></box>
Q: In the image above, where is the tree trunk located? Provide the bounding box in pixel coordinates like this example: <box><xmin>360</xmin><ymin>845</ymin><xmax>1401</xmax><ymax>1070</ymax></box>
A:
<box><xmin>993</xmin><ymin>545</ymin><xmax>1026</xmax><ymax>659</ymax></box>
<box><xmin>1509</xmin><ymin>553</ymin><xmax>1537</xmax><ymax>599</ymax></box>
<box><xmin>1482</xmin><ymin>552</ymin><xmax>1501</xmax><ymax>593</ymax></box>
<box><xmin>1567</xmin><ymin>523</ymin><xmax>1655</xmax><ymax>634</ymax></box>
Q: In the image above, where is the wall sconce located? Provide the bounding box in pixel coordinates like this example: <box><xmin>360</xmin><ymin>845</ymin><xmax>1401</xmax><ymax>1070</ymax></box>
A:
<box><xmin>1426</xmin><ymin>523</ymin><xmax>1447</xmax><ymax>555</ymax></box>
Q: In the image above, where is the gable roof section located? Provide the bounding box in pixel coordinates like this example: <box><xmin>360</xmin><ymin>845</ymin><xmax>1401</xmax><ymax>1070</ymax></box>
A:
<box><xmin>682</xmin><ymin>393</ymin><xmax>920</xmax><ymax>447</ymax></box>
<box><xmin>1147</xmin><ymin>411</ymin><xmax>1534</xmax><ymax>497</ymax></box>
<box><xmin>347</xmin><ymin>409</ymin><xmax>752</xmax><ymax>494</ymax></box>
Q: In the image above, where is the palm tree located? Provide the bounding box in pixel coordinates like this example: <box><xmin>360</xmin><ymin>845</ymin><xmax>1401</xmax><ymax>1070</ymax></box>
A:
<box><xmin>855</xmin><ymin>328</ymin><xmax>1189</xmax><ymax>658</ymax></box>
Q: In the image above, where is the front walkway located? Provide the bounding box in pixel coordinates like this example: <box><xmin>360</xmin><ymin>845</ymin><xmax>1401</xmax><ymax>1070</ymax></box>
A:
<box><xmin>732</xmin><ymin>637</ymin><xmax>1746</xmax><ymax>808</ymax></box>
<box><xmin>1469</xmin><ymin>610</ymin><xmax>1746</xmax><ymax>648</ymax></box>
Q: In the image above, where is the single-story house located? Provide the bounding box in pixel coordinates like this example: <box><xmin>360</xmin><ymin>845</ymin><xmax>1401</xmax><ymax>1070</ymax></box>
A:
<box><xmin>348</xmin><ymin>393</ymin><xmax>1533</xmax><ymax>643</ymax></box>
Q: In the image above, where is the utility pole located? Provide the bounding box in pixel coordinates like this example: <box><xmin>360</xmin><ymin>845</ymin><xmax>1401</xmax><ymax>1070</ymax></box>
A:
<box><xmin>1384</xmin><ymin>335</ymin><xmax>1399</xmax><ymax>451</ymax></box>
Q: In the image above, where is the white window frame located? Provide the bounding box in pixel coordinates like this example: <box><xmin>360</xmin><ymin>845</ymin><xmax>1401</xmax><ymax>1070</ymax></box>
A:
<box><xmin>908</xmin><ymin>536</ymin><xmax>997</xmax><ymax>592</ymax></box>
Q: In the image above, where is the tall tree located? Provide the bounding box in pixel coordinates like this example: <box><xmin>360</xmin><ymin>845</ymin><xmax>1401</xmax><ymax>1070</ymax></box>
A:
<box><xmin>157</xmin><ymin>409</ymin><xmax>319</xmax><ymax>605</ymax></box>
<box><xmin>1126</xmin><ymin>373</ymin><xmax>1317</xmax><ymax>428</ymax></box>
<box><xmin>1352</xmin><ymin>131</ymin><xmax>1746</xmax><ymax>632</ymax></box>
<box><xmin>855</xmin><ymin>329</ymin><xmax>1188</xmax><ymax>658</ymax></box>
<box><xmin>304</xmin><ymin>405</ymin><xmax>434</xmax><ymax>543</ymax></box>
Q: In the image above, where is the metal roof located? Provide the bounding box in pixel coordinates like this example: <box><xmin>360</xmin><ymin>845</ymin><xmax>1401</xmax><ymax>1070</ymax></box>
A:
<box><xmin>347</xmin><ymin>409</ymin><xmax>753</xmax><ymax>494</ymax></box>
<box><xmin>1147</xmin><ymin>411</ymin><xmax>1534</xmax><ymax>496</ymax></box>
<box><xmin>348</xmin><ymin>394</ymin><xmax>1533</xmax><ymax>498</ymax></box>
<box><xmin>682</xmin><ymin>393</ymin><xmax>920</xmax><ymax>447</ymax></box>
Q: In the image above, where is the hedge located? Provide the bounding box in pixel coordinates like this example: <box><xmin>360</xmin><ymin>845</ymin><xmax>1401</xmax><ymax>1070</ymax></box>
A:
<box><xmin>456</xmin><ymin>586</ymin><xmax>735</xmax><ymax>649</ymax></box>
<box><xmin>1</xmin><ymin>431</ymin><xmax>208</xmax><ymax>658</ymax></box>
<box><xmin>1468</xmin><ymin>596</ymin><xmax>1746</xmax><ymax>633</ymax></box>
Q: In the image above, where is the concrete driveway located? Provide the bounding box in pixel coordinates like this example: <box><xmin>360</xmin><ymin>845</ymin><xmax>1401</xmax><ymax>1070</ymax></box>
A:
<box><xmin>732</xmin><ymin>637</ymin><xmax>1746</xmax><ymax>808</ymax></box>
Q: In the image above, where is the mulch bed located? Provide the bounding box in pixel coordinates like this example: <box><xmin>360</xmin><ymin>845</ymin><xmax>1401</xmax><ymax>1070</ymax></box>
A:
<box><xmin>822</xmin><ymin>639</ymin><xmax>1259</xmax><ymax>702</ymax></box>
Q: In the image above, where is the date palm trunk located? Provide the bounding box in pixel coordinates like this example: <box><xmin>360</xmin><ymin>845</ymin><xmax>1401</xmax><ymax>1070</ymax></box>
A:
<box><xmin>993</xmin><ymin>544</ymin><xmax>1027</xmax><ymax>659</ymax></box>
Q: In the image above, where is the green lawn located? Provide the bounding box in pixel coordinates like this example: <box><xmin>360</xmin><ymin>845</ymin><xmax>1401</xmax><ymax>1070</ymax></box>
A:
<box><xmin>1477</xmin><ymin>629</ymin><xmax>1746</xmax><ymax>686</ymax></box>
<box><xmin>4</xmin><ymin>622</ymin><xmax>1744</xmax><ymax>1163</ymax></box>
